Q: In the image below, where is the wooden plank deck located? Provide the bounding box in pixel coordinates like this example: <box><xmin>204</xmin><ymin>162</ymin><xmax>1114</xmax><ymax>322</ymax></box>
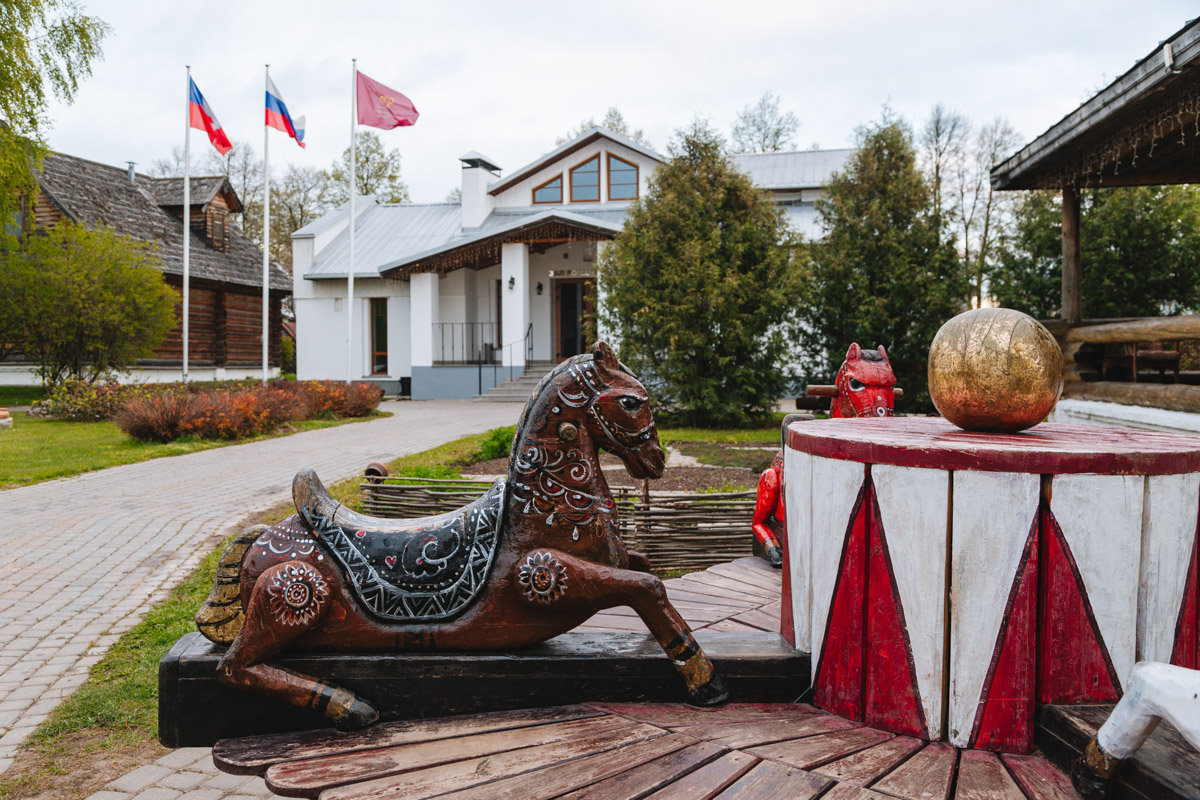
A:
<box><xmin>578</xmin><ymin>556</ymin><xmax>786</xmax><ymax>635</ymax></box>
<box><xmin>213</xmin><ymin>702</ymin><xmax>1083</xmax><ymax>799</ymax></box>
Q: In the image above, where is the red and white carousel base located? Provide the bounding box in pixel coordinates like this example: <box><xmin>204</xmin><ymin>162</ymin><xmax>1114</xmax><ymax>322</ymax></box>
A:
<box><xmin>784</xmin><ymin>418</ymin><xmax>1200</xmax><ymax>754</ymax></box>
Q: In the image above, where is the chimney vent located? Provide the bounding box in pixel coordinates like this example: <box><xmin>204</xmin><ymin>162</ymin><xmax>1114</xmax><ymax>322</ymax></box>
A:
<box><xmin>126</xmin><ymin>162</ymin><xmax>137</xmax><ymax>183</ymax></box>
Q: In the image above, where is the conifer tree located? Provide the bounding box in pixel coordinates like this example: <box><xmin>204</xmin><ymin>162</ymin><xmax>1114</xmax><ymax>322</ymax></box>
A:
<box><xmin>600</xmin><ymin>120</ymin><xmax>800</xmax><ymax>427</ymax></box>
<box><xmin>800</xmin><ymin>113</ymin><xmax>963</xmax><ymax>411</ymax></box>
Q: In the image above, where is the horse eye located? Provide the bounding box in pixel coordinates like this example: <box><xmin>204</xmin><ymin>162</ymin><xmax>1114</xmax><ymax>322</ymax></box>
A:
<box><xmin>848</xmin><ymin>379</ymin><xmax>865</xmax><ymax>391</ymax></box>
<box><xmin>619</xmin><ymin>396</ymin><xmax>644</xmax><ymax>411</ymax></box>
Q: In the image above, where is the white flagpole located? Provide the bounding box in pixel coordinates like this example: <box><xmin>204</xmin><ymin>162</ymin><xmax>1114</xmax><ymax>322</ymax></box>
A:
<box><xmin>183</xmin><ymin>65</ymin><xmax>191</xmax><ymax>383</ymax></box>
<box><xmin>346</xmin><ymin>57</ymin><xmax>357</xmax><ymax>384</ymax></box>
<box><xmin>262</xmin><ymin>64</ymin><xmax>271</xmax><ymax>385</ymax></box>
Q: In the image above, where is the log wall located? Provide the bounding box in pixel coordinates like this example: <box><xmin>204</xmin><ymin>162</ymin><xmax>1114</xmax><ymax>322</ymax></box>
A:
<box><xmin>155</xmin><ymin>276</ymin><xmax>283</xmax><ymax>366</ymax></box>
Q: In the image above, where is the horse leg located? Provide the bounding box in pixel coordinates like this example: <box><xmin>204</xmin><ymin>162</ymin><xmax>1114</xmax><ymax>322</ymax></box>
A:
<box><xmin>515</xmin><ymin>549</ymin><xmax>728</xmax><ymax>706</ymax></box>
<box><xmin>216</xmin><ymin>561</ymin><xmax>378</xmax><ymax>730</ymax></box>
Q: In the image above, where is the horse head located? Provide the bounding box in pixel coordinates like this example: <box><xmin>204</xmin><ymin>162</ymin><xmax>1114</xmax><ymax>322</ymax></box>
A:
<box><xmin>832</xmin><ymin>343</ymin><xmax>898</xmax><ymax>419</ymax></box>
<box><xmin>578</xmin><ymin>341</ymin><xmax>665</xmax><ymax>479</ymax></box>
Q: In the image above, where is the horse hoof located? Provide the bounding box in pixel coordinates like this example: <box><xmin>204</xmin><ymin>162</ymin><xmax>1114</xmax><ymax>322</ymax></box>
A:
<box><xmin>1070</xmin><ymin>758</ymin><xmax>1114</xmax><ymax>799</ymax></box>
<box><xmin>331</xmin><ymin>696</ymin><xmax>380</xmax><ymax>731</ymax></box>
<box><xmin>687</xmin><ymin>674</ymin><xmax>729</xmax><ymax>707</ymax></box>
<box><xmin>765</xmin><ymin>545</ymin><xmax>783</xmax><ymax>568</ymax></box>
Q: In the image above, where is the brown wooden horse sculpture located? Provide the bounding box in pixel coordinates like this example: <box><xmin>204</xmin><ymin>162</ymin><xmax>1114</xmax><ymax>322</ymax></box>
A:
<box><xmin>196</xmin><ymin>341</ymin><xmax>728</xmax><ymax>729</ymax></box>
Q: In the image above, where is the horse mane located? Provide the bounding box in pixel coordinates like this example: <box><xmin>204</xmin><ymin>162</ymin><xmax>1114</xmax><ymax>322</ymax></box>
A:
<box><xmin>858</xmin><ymin>349</ymin><xmax>885</xmax><ymax>363</ymax></box>
<box><xmin>507</xmin><ymin>349</ymin><xmax>638</xmax><ymax>468</ymax></box>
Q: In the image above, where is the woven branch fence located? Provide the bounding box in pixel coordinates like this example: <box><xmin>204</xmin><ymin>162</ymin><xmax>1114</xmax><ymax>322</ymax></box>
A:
<box><xmin>358</xmin><ymin>477</ymin><xmax>757</xmax><ymax>573</ymax></box>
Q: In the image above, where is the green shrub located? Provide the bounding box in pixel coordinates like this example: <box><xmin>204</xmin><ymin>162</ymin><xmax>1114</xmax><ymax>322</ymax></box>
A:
<box><xmin>477</xmin><ymin>425</ymin><xmax>516</xmax><ymax>461</ymax></box>
<box><xmin>32</xmin><ymin>377</ymin><xmax>155</xmax><ymax>422</ymax></box>
<box><xmin>281</xmin><ymin>335</ymin><xmax>296</xmax><ymax>373</ymax></box>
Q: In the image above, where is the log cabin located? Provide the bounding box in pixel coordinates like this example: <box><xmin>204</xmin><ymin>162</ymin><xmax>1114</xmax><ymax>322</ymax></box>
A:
<box><xmin>1</xmin><ymin>151</ymin><xmax>291</xmax><ymax>384</ymax></box>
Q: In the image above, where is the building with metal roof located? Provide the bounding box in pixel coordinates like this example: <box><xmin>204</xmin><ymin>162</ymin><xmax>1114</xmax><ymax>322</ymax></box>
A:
<box><xmin>292</xmin><ymin>128</ymin><xmax>848</xmax><ymax>398</ymax></box>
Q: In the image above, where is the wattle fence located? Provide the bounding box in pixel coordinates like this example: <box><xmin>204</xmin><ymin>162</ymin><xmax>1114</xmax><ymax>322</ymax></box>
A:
<box><xmin>357</xmin><ymin>477</ymin><xmax>757</xmax><ymax>573</ymax></box>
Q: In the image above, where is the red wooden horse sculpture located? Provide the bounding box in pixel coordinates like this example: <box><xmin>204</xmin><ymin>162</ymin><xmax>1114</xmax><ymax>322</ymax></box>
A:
<box><xmin>751</xmin><ymin>344</ymin><xmax>900</xmax><ymax>566</ymax></box>
<box><xmin>196</xmin><ymin>342</ymin><xmax>727</xmax><ymax>730</ymax></box>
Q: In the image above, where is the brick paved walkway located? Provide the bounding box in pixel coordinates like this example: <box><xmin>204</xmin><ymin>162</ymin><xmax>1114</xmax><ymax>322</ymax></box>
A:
<box><xmin>0</xmin><ymin>400</ymin><xmax>515</xmax><ymax>777</ymax></box>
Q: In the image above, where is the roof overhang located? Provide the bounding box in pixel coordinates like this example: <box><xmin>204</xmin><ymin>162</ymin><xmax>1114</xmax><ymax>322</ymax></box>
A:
<box><xmin>378</xmin><ymin>210</ymin><xmax>620</xmax><ymax>279</ymax></box>
<box><xmin>992</xmin><ymin>18</ymin><xmax>1200</xmax><ymax>190</ymax></box>
<box><xmin>487</xmin><ymin>128</ymin><xmax>662</xmax><ymax>196</ymax></box>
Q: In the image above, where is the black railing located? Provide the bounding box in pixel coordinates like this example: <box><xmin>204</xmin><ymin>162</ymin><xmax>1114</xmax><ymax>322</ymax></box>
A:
<box><xmin>433</xmin><ymin>322</ymin><xmax>499</xmax><ymax>365</ymax></box>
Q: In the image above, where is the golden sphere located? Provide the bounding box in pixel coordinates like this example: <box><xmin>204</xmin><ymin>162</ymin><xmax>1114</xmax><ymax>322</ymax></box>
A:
<box><xmin>928</xmin><ymin>308</ymin><xmax>1063</xmax><ymax>432</ymax></box>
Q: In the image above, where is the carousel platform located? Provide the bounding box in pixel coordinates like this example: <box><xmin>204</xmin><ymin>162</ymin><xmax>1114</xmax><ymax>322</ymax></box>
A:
<box><xmin>212</xmin><ymin>701</ymin><xmax>1083</xmax><ymax>800</ymax></box>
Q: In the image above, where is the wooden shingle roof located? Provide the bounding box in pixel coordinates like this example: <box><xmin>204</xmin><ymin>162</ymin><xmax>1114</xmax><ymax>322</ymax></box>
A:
<box><xmin>35</xmin><ymin>152</ymin><xmax>289</xmax><ymax>292</ymax></box>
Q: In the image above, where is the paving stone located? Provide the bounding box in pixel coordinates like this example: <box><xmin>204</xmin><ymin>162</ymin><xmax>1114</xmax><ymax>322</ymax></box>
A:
<box><xmin>235</xmin><ymin>778</ymin><xmax>275</xmax><ymax>797</ymax></box>
<box><xmin>177</xmin><ymin>790</ymin><xmax>224</xmax><ymax>800</ymax></box>
<box><xmin>85</xmin><ymin>792</ymin><xmax>132</xmax><ymax>800</ymax></box>
<box><xmin>158</xmin><ymin>771</ymin><xmax>207</xmax><ymax>791</ymax></box>
<box><xmin>131</xmin><ymin>789</ymin><xmax>182</xmax><ymax>800</ymax></box>
<box><xmin>108</xmin><ymin>765</ymin><xmax>172</xmax><ymax>794</ymax></box>
<box><xmin>200</xmin><ymin>772</ymin><xmax>248</xmax><ymax>791</ymax></box>
<box><xmin>154</xmin><ymin>747</ymin><xmax>211</xmax><ymax>770</ymax></box>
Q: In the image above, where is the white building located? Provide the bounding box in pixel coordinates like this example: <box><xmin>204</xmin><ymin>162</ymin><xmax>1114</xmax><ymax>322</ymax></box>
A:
<box><xmin>291</xmin><ymin>128</ymin><xmax>849</xmax><ymax>399</ymax></box>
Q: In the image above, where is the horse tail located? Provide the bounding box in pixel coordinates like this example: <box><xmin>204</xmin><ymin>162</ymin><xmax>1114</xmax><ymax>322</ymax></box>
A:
<box><xmin>195</xmin><ymin>525</ymin><xmax>264</xmax><ymax>644</ymax></box>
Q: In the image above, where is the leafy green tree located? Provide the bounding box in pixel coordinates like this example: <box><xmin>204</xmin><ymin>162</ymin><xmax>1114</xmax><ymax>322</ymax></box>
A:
<box><xmin>0</xmin><ymin>223</ymin><xmax>177</xmax><ymax>382</ymax></box>
<box><xmin>992</xmin><ymin>186</ymin><xmax>1200</xmax><ymax>319</ymax></box>
<box><xmin>322</xmin><ymin>131</ymin><xmax>410</xmax><ymax>205</ymax></box>
<box><xmin>0</xmin><ymin>0</ymin><xmax>108</xmax><ymax>239</ymax></box>
<box><xmin>557</xmin><ymin>107</ymin><xmax>650</xmax><ymax>147</ymax></box>
<box><xmin>600</xmin><ymin>120</ymin><xmax>800</xmax><ymax>427</ymax></box>
<box><xmin>730</xmin><ymin>92</ymin><xmax>799</xmax><ymax>154</ymax></box>
<box><xmin>800</xmin><ymin>113</ymin><xmax>963</xmax><ymax>412</ymax></box>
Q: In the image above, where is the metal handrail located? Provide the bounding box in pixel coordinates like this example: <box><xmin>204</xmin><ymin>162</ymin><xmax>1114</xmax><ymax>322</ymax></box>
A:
<box><xmin>433</xmin><ymin>322</ymin><xmax>499</xmax><ymax>365</ymax></box>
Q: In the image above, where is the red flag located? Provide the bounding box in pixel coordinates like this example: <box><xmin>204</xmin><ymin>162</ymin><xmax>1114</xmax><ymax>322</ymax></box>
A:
<box><xmin>356</xmin><ymin>71</ymin><xmax>418</xmax><ymax>129</ymax></box>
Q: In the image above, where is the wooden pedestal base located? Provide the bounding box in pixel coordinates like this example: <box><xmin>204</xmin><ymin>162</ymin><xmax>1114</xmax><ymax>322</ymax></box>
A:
<box><xmin>159</xmin><ymin>631</ymin><xmax>808</xmax><ymax>747</ymax></box>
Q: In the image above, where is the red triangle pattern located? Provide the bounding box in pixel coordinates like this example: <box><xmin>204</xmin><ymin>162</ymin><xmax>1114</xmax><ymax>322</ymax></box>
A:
<box><xmin>1037</xmin><ymin>506</ymin><xmax>1120</xmax><ymax>704</ymax></box>
<box><xmin>1171</xmin><ymin>531</ymin><xmax>1199</xmax><ymax>669</ymax></box>
<box><xmin>814</xmin><ymin>490</ymin><xmax>869</xmax><ymax>722</ymax></box>
<box><xmin>972</xmin><ymin>516</ymin><xmax>1039</xmax><ymax>753</ymax></box>
<box><xmin>864</xmin><ymin>495</ymin><xmax>925</xmax><ymax>738</ymax></box>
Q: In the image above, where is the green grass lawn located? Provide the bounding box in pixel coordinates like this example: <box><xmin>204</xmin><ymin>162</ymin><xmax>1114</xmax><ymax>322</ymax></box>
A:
<box><xmin>0</xmin><ymin>386</ymin><xmax>46</xmax><ymax>407</ymax></box>
<box><xmin>0</xmin><ymin>411</ymin><xmax>389</xmax><ymax>489</ymax></box>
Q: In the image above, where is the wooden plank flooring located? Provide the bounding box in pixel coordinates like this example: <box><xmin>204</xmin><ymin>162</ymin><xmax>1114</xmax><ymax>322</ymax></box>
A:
<box><xmin>577</xmin><ymin>557</ymin><xmax>785</xmax><ymax>635</ymax></box>
<box><xmin>214</xmin><ymin>702</ymin><xmax>1083</xmax><ymax>799</ymax></box>
<box><xmin>211</xmin><ymin>558</ymin><xmax>1084</xmax><ymax>799</ymax></box>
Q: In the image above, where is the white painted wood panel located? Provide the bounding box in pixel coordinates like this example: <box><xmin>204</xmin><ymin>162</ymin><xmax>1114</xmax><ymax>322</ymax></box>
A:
<box><xmin>1051</xmin><ymin>474</ymin><xmax>1144</xmax><ymax>690</ymax></box>
<box><xmin>948</xmin><ymin>470</ymin><xmax>1040</xmax><ymax>748</ymax></box>
<box><xmin>873</xmin><ymin>464</ymin><xmax>950</xmax><ymax>740</ymax></box>
<box><xmin>783</xmin><ymin>448</ymin><xmax>814</xmax><ymax>652</ymax></box>
<box><xmin>1138</xmin><ymin>473</ymin><xmax>1199</xmax><ymax>662</ymax></box>
<box><xmin>808</xmin><ymin>457</ymin><xmax>869</xmax><ymax>685</ymax></box>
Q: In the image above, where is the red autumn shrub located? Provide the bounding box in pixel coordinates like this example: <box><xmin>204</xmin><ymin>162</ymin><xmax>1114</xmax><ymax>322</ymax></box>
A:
<box><xmin>116</xmin><ymin>380</ymin><xmax>378</xmax><ymax>442</ymax></box>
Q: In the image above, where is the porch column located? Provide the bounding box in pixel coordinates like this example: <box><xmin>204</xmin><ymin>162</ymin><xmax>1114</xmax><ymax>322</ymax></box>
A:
<box><xmin>1061</xmin><ymin>186</ymin><xmax>1081</xmax><ymax>325</ymax></box>
<box><xmin>501</xmin><ymin>243</ymin><xmax>529</xmax><ymax>367</ymax></box>
<box><xmin>595</xmin><ymin>241</ymin><xmax>612</xmax><ymax>344</ymax></box>
<box><xmin>411</xmin><ymin>271</ymin><xmax>439</xmax><ymax>367</ymax></box>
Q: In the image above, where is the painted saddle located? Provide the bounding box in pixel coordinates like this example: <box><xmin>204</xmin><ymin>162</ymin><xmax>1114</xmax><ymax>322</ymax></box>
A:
<box><xmin>292</xmin><ymin>468</ymin><xmax>508</xmax><ymax>622</ymax></box>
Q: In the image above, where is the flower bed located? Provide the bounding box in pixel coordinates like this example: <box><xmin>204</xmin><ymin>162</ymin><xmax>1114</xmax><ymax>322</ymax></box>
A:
<box><xmin>113</xmin><ymin>381</ymin><xmax>383</xmax><ymax>442</ymax></box>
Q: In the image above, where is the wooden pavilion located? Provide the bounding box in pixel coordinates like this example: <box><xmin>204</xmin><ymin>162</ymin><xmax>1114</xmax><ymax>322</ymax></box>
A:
<box><xmin>991</xmin><ymin>18</ymin><xmax>1200</xmax><ymax>413</ymax></box>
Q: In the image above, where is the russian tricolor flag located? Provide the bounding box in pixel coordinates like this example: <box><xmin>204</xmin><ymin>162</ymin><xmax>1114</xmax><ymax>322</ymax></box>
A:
<box><xmin>188</xmin><ymin>78</ymin><xmax>232</xmax><ymax>155</ymax></box>
<box><xmin>266</xmin><ymin>76</ymin><xmax>305</xmax><ymax>148</ymax></box>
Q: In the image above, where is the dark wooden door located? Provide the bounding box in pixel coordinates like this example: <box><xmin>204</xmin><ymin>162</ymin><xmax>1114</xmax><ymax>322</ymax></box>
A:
<box><xmin>554</xmin><ymin>279</ymin><xmax>594</xmax><ymax>361</ymax></box>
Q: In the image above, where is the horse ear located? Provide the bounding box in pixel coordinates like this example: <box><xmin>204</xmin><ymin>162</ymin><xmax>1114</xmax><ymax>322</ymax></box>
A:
<box><xmin>846</xmin><ymin>343</ymin><xmax>862</xmax><ymax>362</ymax></box>
<box><xmin>877</xmin><ymin>345</ymin><xmax>890</xmax><ymax>364</ymax></box>
<box><xmin>591</xmin><ymin>341</ymin><xmax>620</xmax><ymax>376</ymax></box>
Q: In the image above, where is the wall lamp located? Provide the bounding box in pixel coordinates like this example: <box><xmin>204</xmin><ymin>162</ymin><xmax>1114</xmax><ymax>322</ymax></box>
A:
<box><xmin>508</xmin><ymin>276</ymin><xmax>515</xmax><ymax>290</ymax></box>
<box><xmin>536</xmin><ymin>282</ymin><xmax>543</xmax><ymax>295</ymax></box>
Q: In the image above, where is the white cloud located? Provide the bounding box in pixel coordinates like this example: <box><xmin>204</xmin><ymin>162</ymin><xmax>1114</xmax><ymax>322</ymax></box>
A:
<box><xmin>43</xmin><ymin>0</ymin><xmax>1196</xmax><ymax>202</ymax></box>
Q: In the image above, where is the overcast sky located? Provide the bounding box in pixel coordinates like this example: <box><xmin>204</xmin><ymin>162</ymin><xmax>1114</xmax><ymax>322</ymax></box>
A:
<box><xmin>44</xmin><ymin>1</ymin><xmax>1197</xmax><ymax>203</ymax></box>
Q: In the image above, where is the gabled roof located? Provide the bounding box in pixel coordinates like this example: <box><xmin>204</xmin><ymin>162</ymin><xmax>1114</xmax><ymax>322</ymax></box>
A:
<box><xmin>731</xmin><ymin>149</ymin><xmax>853</xmax><ymax>190</ymax></box>
<box><xmin>147</xmin><ymin>175</ymin><xmax>243</xmax><ymax>212</ymax></box>
<box><xmin>487</xmin><ymin>127</ymin><xmax>663</xmax><ymax>196</ymax></box>
<box><xmin>35</xmin><ymin>152</ymin><xmax>289</xmax><ymax>292</ymax></box>
<box><xmin>992</xmin><ymin>17</ymin><xmax>1200</xmax><ymax>189</ymax></box>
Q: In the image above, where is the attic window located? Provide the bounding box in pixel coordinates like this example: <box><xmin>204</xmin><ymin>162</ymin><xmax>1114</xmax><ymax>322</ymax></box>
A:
<box><xmin>608</xmin><ymin>153</ymin><xmax>638</xmax><ymax>200</ymax></box>
<box><xmin>569</xmin><ymin>155</ymin><xmax>600</xmax><ymax>202</ymax></box>
<box><xmin>533</xmin><ymin>174</ymin><xmax>562</xmax><ymax>204</ymax></box>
